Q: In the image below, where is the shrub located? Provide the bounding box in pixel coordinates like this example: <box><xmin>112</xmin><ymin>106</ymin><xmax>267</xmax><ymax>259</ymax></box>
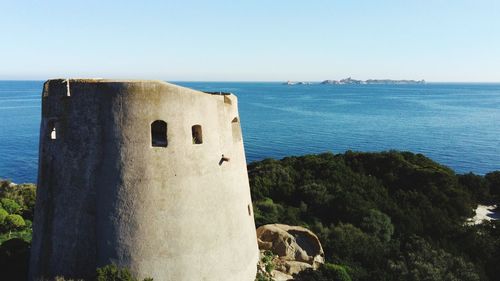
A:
<box><xmin>1</xmin><ymin>198</ymin><xmax>21</xmax><ymax>214</ymax></box>
<box><xmin>261</xmin><ymin>251</ymin><xmax>275</xmax><ymax>273</ymax></box>
<box><xmin>253</xmin><ymin>198</ymin><xmax>284</xmax><ymax>226</ymax></box>
<box><xmin>322</xmin><ymin>264</ymin><xmax>352</xmax><ymax>281</ymax></box>
<box><xmin>360</xmin><ymin>209</ymin><xmax>394</xmax><ymax>242</ymax></box>
<box><xmin>255</xmin><ymin>251</ymin><xmax>275</xmax><ymax>281</ymax></box>
<box><xmin>96</xmin><ymin>264</ymin><xmax>153</xmax><ymax>281</ymax></box>
<box><xmin>293</xmin><ymin>263</ymin><xmax>352</xmax><ymax>281</ymax></box>
<box><xmin>0</xmin><ymin>208</ymin><xmax>8</xmax><ymax>224</ymax></box>
<box><xmin>4</xmin><ymin>214</ymin><xmax>26</xmax><ymax>230</ymax></box>
<box><xmin>96</xmin><ymin>264</ymin><xmax>134</xmax><ymax>281</ymax></box>
<box><xmin>0</xmin><ymin>238</ymin><xmax>30</xmax><ymax>281</ymax></box>
<box><xmin>0</xmin><ymin>181</ymin><xmax>36</xmax><ymax>220</ymax></box>
<box><xmin>486</xmin><ymin>171</ymin><xmax>500</xmax><ymax>198</ymax></box>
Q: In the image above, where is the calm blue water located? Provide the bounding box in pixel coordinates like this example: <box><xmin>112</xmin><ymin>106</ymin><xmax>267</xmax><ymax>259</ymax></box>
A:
<box><xmin>1</xmin><ymin>81</ymin><xmax>500</xmax><ymax>183</ymax></box>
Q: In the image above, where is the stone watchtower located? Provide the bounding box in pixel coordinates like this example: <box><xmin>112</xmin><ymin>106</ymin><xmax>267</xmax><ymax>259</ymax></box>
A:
<box><xmin>29</xmin><ymin>79</ymin><xmax>259</xmax><ymax>280</ymax></box>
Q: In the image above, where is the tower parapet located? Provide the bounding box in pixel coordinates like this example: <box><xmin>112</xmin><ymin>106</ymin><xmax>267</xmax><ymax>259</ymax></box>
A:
<box><xmin>30</xmin><ymin>79</ymin><xmax>259</xmax><ymax>280</ymax></box>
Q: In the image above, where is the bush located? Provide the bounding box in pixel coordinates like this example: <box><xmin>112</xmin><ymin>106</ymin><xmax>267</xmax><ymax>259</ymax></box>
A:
<box><xmin>0</xmin><ymin>208</ymin><xmax>8</xmax><ymax>224</ymax></box>
<box><xmin>255</xmin><ymin>251</ymin><xmax>275</xmax><ymax>281</ymax></box>
<box><xmin>253</xmin><ymin>198</ymin><xmax>284</xmax><ymax>226</ymax></box>
<box><xmin>0</xmin><ymin>181</ymin><xmax>36</xmax><ymax>219</ymax></box>
<box><xmin>360</xmin><ymin>209</ymin><xmax>394</xmax><ymax>242</ymax></box>
<box><xmin>0</xmin><ymin>198</ymin><xmax>21</xmax><ymax>214</ymax></box>
<box><xmin>388</xmin><ymin>237</ymin><xmax>480</xmax><ymax>281</ymax></box>
<box><xmin>0</xmin><ymin>238</ymin><xmax>30</xmax><ymax>281</ymax></box>
<box><xmin>96</xmin><ymin>264</ymin><xmax>134</xmax><ymax>281</ymax></box>
<box><xmin>4</xmin><ymin>214</ymin><xmax>26</xmax><ymax>230</ymax></box>
<box><xmin>0</xmin><ymin>181</ymin><xmax>34</xmax><ymax>243</ymax></box>
<box><xmin>293</xmin><ymin>263</ymin><xmax>352</xmax><ymax>281</ymax></box>
<box><xmin>486</xmin><ymin>171</ymin><xmax>500</xmax><ymax>199</ymax></box>
<box><xmin>96</xmin><ymin>264</ymin><xmax>153</xmax><ymax>281</ymax></box>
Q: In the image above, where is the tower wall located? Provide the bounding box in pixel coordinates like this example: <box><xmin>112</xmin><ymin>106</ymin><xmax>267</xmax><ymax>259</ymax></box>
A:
<box><xmin>30</xmin><ymin>79</ymin><xmax>259</xmax><ymax>280</ymax></box>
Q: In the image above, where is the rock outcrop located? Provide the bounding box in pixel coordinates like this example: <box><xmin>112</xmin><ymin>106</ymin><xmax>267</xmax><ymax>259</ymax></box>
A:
<box><xmin>256</xmin><ymin>224</ymin><xmax>324</xmax><ymax>280</ymax></box>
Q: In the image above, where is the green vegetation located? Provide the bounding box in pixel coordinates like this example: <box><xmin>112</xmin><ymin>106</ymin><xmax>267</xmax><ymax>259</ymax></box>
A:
<box><xmin>0</xmin><ymin>238</ymin><xmax>30</xmax><ymax>281</ymax></box>
<box><xmin>249</xmin><ymin>151</ymin><xmax>500</xmax><ymax>281</ymax></box>
<box><xmin>34</xmin><ymin>264</ymin><xmax>153</xmax><ymax>281</ymax></box>
<box><xmin>96</xmin><ymin>264</ymin><xmax>153</xmax><ymax>281</ymax></box>
<box><xmin>1</xmin><ymin>151</ymin><xmax>500</xmax><ymax>281</ymax></box>
<box><xmin>0</xmin><ymin>180</ymin><xmax>35</xmax><ymax>244</ymax></box>
<box><xmin>256</xmin><ymin>251</ymin><xmax>276</xmax><ymax>281</ymax></box>
<box><xmin>0</xmin><ymin>180</ymin><xmax>36</xmax><ymax>280</ymax></box>
<box><xmin>294</xmin><ymin>263</ymin><xmax>352</xmax><ymax>281</ymax></box>
<box><xmin>1</xmin><ymin>198</ymin><xmax>22</xmax><ymax>214</ymax></box>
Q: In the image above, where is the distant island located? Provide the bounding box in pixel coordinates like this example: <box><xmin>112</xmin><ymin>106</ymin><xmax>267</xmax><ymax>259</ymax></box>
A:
<box><xmin>283</xmin><ymin>81</ymin><xmax>313</xmax><ymax>85</ymax></box>
<box><xmin>283</xmin><ymin>77</ymin><xmax>425</xmax><ymax>85</ymax></box>
<box><xmin>322</xmin><ymin>77</ymin><xmax>426</xmax><ymax>85</ymax></box>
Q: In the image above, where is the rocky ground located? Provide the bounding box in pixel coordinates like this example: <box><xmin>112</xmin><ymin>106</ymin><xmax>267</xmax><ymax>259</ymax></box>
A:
<box><xmin>256</xmin><ymin>224</ymin><xmax>324</xmax><ymax>281</ymax></box>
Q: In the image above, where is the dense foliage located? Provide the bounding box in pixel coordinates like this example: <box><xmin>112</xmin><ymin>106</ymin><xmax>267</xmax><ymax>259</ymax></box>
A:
<box><xmin>0</xmin><ymin>180</ymin><xmax>36</xmax><ymax>244</ymax></box>
<box><xmin>249</xmin><ymin>151</ymin><xmax>500</xmax><ymax>281</ymax></box>
<box><xmin>255</xmin><ymin>250</ymin><xmax>275</xmax><ymax>281</ymax></box>
<box><xmin>294</xmin><ymin>263</ymin><xmax>352</xmax><ymax>281</ymax></box>
<box><xmin>96</xmin><ymin>264</ymin><xmax>153</xmax><ymax>281</ymax></box>
<box><xmin>1</xmin><ymin>151</ymin><xmax>499</xmax><ymax>281</ymax></box>
<box><xmin>0</xmin><ymin>180</ymin><xmax>36</xmax><ymax>280</ymax></box>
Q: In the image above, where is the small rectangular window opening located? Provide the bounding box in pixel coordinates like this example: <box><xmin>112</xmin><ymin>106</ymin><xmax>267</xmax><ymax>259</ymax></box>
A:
<box><xmin>192</xmin><ymin>125</ymin><xmax>203</xmax><ymax>144</ymax></box>
<box><xmin>66</xmin><ymin>79</ymin><xmax>71</xmax><ymax>97</ymax></box>
<box><xmin>247</xmin><ymin>204</ymin><xmax>252</xmax><ymax>216</ymax></box>
<box><xmin>151</xmin><ymin>120</ymin><xmax>168</xmax><ymax>147</ymax></box>
<box><xmin>48</xmin><ymin>120</ymin><xmax>57</xmax><ymax>140</ymax></box>
<box><xmin>231</xmin><ymin>117</ymin><xmax>242</xmax><ymax>142</ymax></box>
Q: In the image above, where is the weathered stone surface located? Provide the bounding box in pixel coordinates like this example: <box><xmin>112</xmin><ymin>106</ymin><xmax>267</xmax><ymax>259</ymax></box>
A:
<box><xmin>272</xmin><ymin>270</ymin><xmax>294</xmax><ymax>281</ymax></box>
<box><xmin>284</xmin><ymin>261</ymin><xmax>312</xmax><ymax>275</ymax></box>
<box><xmin>257</xmin><ymin>224</ymin><xmax>325</xmax><ymax>279</ymax></box>
<box><xmin>30</xmin><ymin>79</ymin><xmax>259</xmax><ymax>281</ymax></box>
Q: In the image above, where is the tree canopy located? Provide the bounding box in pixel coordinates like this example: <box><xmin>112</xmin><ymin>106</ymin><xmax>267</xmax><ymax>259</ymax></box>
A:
<box><xmin>250</xmin><ymin>151</ymin><xmax>500</xmax><ymax>281</ymax></box>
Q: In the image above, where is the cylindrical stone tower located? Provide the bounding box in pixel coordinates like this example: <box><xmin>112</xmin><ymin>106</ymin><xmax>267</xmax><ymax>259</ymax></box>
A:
<box><xmin>30</xmin><ymin>79</ymin><xmax>259</xmax><ymax>281</ymax></box>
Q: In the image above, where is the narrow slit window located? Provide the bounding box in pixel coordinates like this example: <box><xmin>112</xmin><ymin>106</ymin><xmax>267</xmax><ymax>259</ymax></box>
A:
<box><xmin>247</xmin><ymin>204</ymin><xmax>252</xmax><ymax>216</ymax></box>
<box><xmin>66</xmin><ymin>79</ymin><xmax>71</xmax><ymax>97</ymax></box>
<box><xmin>231</xmin><ymin>117</ymin><xmax>242</xmax><ymax>142</ymax></box>
<box><xmin>192</xmin><ymin>125</ymin><xmax>203</xmax><ymax>144</ymax></box>
<box><xmin>151</xmin><ymin>120</ymin><xmax>167</xmax><ymax>147</ymax></box>
<box><xmin>48</xmin><ymin>120</ymin><xmax>57</xmax><ymax>140</ymax></box>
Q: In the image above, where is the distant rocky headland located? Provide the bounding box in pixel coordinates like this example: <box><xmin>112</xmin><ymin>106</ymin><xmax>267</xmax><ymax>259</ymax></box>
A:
<box><xmin>322</xmin><ymin>77</ymin><xmax>426</xmax><ymax>85</ymax></box>
<box><xmin>284</xmin><ymin>77</ymin><xmax>425</xmax><ymax>85</ymax></box>
<box><xmin>283</xmin><ymin>81</ymin><xmax>313</xmax><ymax>85</ymax></box>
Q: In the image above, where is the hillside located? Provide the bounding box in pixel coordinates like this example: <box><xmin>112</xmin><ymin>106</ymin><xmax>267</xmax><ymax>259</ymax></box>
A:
<box><xmin>249</xmin><ymin>151</ymin><xmax>500</xmax><ymax>281</ymax></box>
<box><xmin>1</xmin><ymin>151</ymin><xmax>499</xmax><ymax>281</ymax></box>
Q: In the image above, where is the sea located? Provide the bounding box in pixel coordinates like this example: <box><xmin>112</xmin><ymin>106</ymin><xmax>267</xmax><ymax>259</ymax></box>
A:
<box><xmin>1</xmin><ymin>81</ymin><xmax>499</xmax><ymax>183</ymax></box>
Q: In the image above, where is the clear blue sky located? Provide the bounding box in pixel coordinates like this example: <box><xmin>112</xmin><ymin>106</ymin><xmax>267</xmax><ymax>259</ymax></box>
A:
<box><xmin>1</xmin><ymin>0</ymin><xmax>499</xmax><ymax>81</ymax></box>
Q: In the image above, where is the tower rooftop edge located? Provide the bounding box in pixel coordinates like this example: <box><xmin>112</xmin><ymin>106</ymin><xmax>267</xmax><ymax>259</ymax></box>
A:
<box><xmin>44</xmin><ymin>79</ymin><xmax>233</xmax><ymax>96</ymax></box>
